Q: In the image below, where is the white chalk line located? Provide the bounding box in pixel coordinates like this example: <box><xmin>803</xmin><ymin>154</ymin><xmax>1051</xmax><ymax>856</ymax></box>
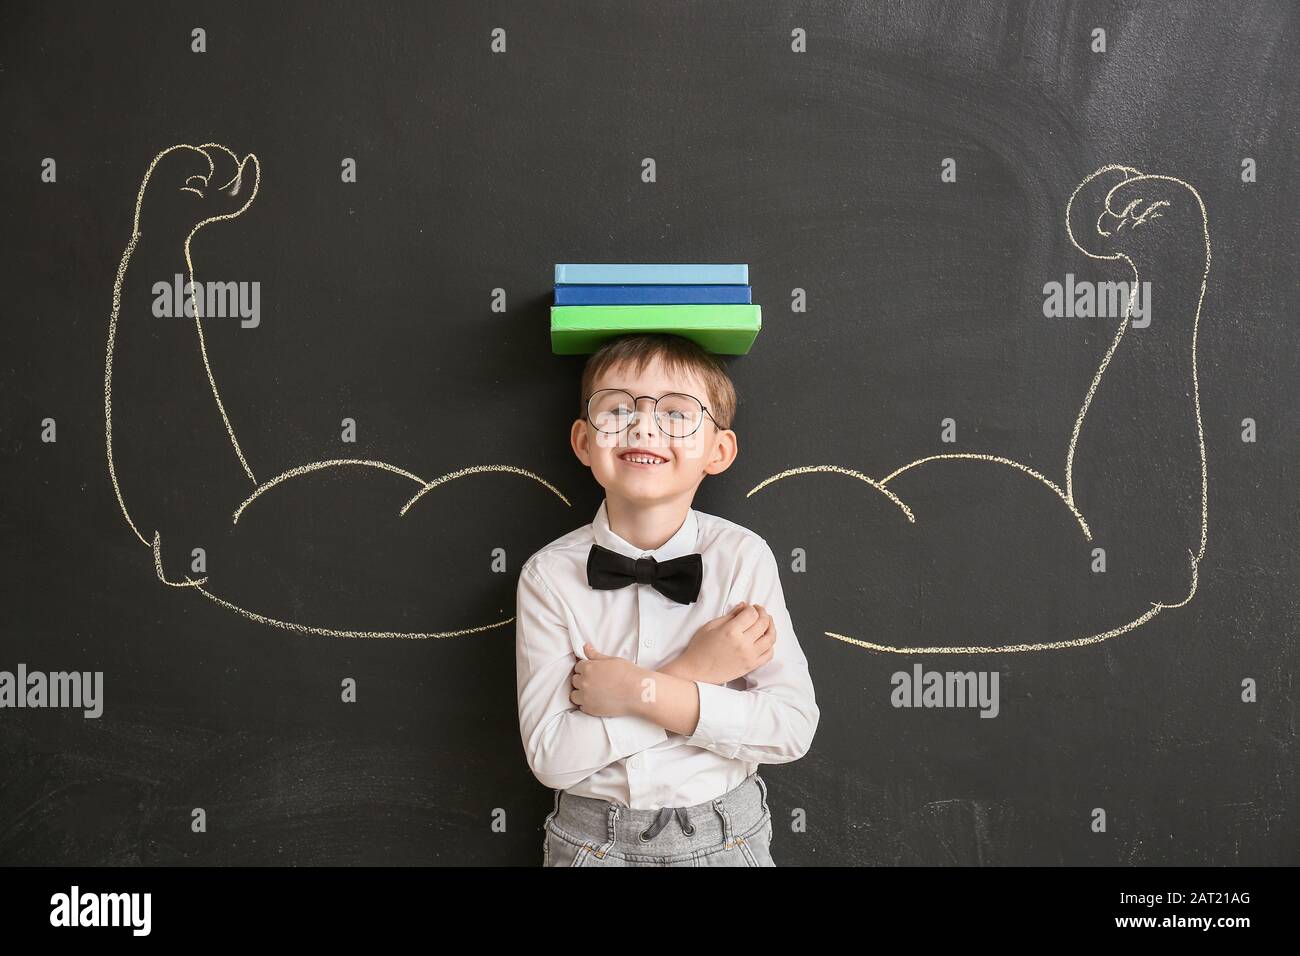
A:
<box><xmin>189</xmin><ymin>580</ymin><xmax>516</xmax><ymax>640</ymax></box>
<box><xmin>824</xmin><ymin>605</ymin><xmax>1164</xmax><ymax>655</ymax></box>
<box><xmin>230</xmin><ymin>460</ymin><xmax>571</xmax><ymax>524</ymax></box>
<box><xmin>880</xmin><ymin>454</ymin><xmax>1092</xmax><ymax>540</ymax></box>
<box><xmin>232</xmin><ymin>459</ymin><xmax>428</xmax><ymax>524</ymax></box>
<box><xmin>752</xmin><ymin>165</ymin><xmax>1211</xmax><ymax>654</ymax></box>
<box><xmin>745</xmin><ymin>464</ymin><xmax>915</xmax><ymax>521</ymax></box>
<box><xmin>106</xmin><ymin>229</ymin><xmax>148</xmax><ymax>547</ymax></box>
<box><xmin>825</xmin><ymin>548</ymin><xmax>1201</xmax><ymax>654</ymax></box>
<box><xmin>398</xmin><ymin>464</ymin><xmax>573</xmax><ymax>516</ymax></box>
<box><xmin>152</xmin><ymin>531</ymin><xmax>207</xmax><ymax>588</ymax></box>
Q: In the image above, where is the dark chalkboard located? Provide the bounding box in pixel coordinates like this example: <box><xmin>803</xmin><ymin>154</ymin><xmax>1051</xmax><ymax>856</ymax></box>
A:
<box><xmin>1</xmin><ymin>0</ymin><xmax>1296</xmax><ymax>866</ymax></box>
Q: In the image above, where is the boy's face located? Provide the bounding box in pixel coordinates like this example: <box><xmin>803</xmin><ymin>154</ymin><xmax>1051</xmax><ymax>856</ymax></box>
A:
<box><xmin>571</xmin><ymin>356</ymin><xmax>738</xmax><ymax>507</ymax></box>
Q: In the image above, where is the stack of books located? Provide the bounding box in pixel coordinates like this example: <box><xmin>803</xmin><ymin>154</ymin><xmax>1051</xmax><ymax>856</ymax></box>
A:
<box><xmin>551</xmin><ymin>263</ymin><xmax>761</xmax><ymax>355</ymax></box>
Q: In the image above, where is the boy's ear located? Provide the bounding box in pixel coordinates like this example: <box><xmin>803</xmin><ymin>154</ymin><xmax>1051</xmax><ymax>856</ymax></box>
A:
<box><xmin>571</xmin><ymin>418</ymin><xmax>591</xmax><ymax>465</ymax></box>
<box><xmin>703</xmin><ymin>428</ymin><xmax>738</xmax><ymax>476</ymax></box>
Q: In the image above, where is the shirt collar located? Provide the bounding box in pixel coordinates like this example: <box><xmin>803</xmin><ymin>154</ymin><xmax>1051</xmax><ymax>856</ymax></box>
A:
<box><xmin>592</xmin><ymin>498</ymin><xmax>699</xmax><ymax>562</ymax></box>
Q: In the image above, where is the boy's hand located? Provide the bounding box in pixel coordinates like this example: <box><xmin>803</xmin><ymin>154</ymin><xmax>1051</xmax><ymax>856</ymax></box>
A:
<box><xmin>671</xmin><ymin>602</ymin><xmax>775</xmax><ymax>685</ymax></box>
<box><xmin>571</xmin><ymin>644</ymin><xmax>650</xmax><ymax>718</ymax></box>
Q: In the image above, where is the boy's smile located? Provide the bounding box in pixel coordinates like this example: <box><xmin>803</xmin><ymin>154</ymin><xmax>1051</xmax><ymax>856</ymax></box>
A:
<box><xmin>618</xmin><ymin>448</ymin><xmax>670</xmax><ymax>467</ymax></box>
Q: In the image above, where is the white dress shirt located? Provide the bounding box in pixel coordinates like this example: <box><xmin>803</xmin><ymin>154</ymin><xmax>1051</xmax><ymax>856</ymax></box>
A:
<box><xmin>515</xmin><ymin>497</ymin><xmax>820</xmax><ymax>809</ymax></box>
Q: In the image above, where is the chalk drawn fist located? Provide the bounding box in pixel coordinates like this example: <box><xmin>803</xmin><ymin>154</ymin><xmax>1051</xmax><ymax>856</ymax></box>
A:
<box><xmin>136</xmin><ymin>143</ymin><xmax>260</xmax><ymax>239</ymax></box>
<box><xmin>1067</xmin><ymin>164</ymin><xmax>1205</xmax><ymax>266</ymax></box>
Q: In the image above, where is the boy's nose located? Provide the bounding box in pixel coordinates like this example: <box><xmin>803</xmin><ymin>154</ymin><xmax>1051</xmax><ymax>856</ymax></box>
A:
<box><xmin>627</xmin><ymin>398</ymin><xmax>660</xmax><ymax>440</ymax></box>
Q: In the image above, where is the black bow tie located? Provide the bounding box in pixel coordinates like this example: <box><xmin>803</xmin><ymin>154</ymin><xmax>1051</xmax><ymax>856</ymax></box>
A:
<box><xmin>587</xmin><ymin>543</ymin><xmax>703</xmax><ymax>605</ymax></box>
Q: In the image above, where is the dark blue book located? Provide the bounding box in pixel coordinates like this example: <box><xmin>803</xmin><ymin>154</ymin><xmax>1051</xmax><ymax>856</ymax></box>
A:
<box><xmin>554</xmin><ymin>284</ymin><xmax>753</xmax><ymax>305</ymax></box>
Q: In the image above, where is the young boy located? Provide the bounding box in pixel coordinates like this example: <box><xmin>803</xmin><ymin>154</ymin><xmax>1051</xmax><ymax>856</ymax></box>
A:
<box><xmin>515</xmin><ymin>332</ymin><xmax>820</xmax><ymax>866</ymax></box>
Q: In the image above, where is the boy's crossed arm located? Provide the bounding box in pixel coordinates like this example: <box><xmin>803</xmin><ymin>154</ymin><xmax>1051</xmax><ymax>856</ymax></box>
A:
<box><xmin>575</xmin><ymin>541</ymin><xmax>819</xmax><ymax>766</ymax></box>
<box><xmin>516</xmin><ymin>542</ymin><xmax>819</xmax><ymax>792</ymax></box>
<box><xmin>573</xmin><ymin>603</ymin><xmax>770</xmax><ymax>735</ymax></box>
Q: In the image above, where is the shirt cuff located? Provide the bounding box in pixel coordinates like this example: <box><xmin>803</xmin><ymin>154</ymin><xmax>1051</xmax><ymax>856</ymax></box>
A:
<box><xmin>604</xmin><ymin>712</ymin><xmax>669</xmax><ymax>756</ymax></box>
<box><xmin>685</xmin><ymin>680</ymin><xmax>746</xmax><ymax>758</ymax></box>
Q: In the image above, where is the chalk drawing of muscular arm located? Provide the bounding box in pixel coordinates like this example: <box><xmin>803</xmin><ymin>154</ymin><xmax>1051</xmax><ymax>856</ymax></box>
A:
<box><xmin>750</xmin><ymin>165</ymin><xmax>1211</xmax><ymax>654</ymax></box>
<box><xmin>106</xmin><ymin>143</ymin><xmax>569</xmax><ymax>638</ymax></box>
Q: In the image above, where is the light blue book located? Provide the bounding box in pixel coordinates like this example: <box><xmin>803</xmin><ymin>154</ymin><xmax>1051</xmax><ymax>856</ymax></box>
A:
<box><xmin>554</xmin><ymin>263</ymin><xmax>749</xmax><ymax>285</ymax></box>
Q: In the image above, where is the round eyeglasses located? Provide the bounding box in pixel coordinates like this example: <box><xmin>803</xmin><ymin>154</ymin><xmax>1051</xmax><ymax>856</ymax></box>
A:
<box><xmin>585</xmin><ymin>388</ymin><xmax>718</xmax><ymax>439</ymax></box>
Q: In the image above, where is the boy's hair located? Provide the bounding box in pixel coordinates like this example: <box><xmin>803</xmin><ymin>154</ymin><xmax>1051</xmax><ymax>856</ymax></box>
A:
<box><xmin>580</xmin><ymin>334</ymin><xmax>737</xmax><ymax>431</ymax></box>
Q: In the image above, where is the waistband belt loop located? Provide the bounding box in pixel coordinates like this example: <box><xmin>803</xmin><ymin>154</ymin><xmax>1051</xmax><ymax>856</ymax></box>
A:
<box><xmin>712</xmin><ymin>797</ymin><xmax>735</xmax><ymax>848</ymax></box>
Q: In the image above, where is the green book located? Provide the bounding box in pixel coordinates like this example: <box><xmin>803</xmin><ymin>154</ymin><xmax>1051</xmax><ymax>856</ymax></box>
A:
<box><xmin>550</xmin><ymin>304</ymin><xmax>762</xmax><ymax>355</ymax></box>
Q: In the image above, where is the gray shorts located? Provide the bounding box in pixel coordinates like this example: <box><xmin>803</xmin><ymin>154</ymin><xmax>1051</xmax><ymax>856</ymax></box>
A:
<box><xmin>541</xmin><ymin>771</ymin><xmax>776</xmax><ymax>866</ymax></box>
